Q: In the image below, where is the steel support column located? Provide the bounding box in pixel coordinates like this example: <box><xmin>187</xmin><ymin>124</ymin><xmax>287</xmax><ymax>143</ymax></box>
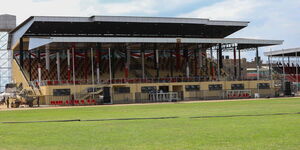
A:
<box><xmin>176</xmin><ymin>43</ymin><xmax>181</xmax><ymax>71</ymax></box>
<box><xmin>141</xmin><ymin>44</ymin><xmax>145</xmax><ymax>79</ymax></box>
<box><xmin>256</xmin><ymin>47</ymin><xmax>260</xmax><ymax>80</ymax></box>
<box><xmin>170</xmin><ymin>49</ymin><xmax>174</xmax><ymax>77</ymax></box>
<box><xmin>238</xmin><ymin>47</ymin><xmax>241</xmax><ymax>80</ymax></box>
<box><xmin>28</xmin><ymin>51</ymin><xmax>32</xmax><ymax>81</ymax></box>
<box><xmin>96</xmin><ymin>43</ymin><xmax>101</xmax><ymax>84</ymax></box>
<box><xmin>194</xmin><ymin>49</ymin><xmax>198</xmax><ymax>76</ymax></box>
<box><xmin>111</xmin><ymin>47</ymin><xmax>115</xmax><ymax>79</ymax></box>
<box><xmin>38</xmin><ymin>50</ymin><xmax>41</xmax><ymax>82</ymax></box>
<box><xmin>45</xmin><ymin>45</ymin><xmax>50</xmax><ymax>71</ymax></box>
<box><xmin>184</xmin><ymin>48</ymin><xmax>189</xmax><ymax>77</ymax></box>
<box><xmin>155</xmin><ymin>44</ymin><xmax>159</xmax><ymax>78</ymax></box>
<box><xmin>233</xmin><ymin>45</ymin><xmax>237</xmax><ymax>80</ymax></box>
<box><xmin>19</xmin><ymin>38</ymin><xmax>24</xmax><ymax>68</ymax></box>
<box><xmin>56</xmin><ymin>52</ymin><xmax>61</xmax><ymax>81</ymax></box>
<box><xmin>125</xmin><ymin>44</ymin><xmax>130</xmax><ymax>79</ymax></box>
<box><xmin>84</xmin><ymin>49</ymin><xmax>88</xmax><ymax>80</ymax></box>
<box><xmin>67</xmin><ymin>49</ymin><xmax>71</xmax><ymax>81</ymax></box>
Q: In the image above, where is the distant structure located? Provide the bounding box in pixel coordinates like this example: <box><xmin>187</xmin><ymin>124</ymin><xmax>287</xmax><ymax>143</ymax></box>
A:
<box><xmin>265</xmin><ymin>47</ymin><xmax>300</xmax><ymax>95</ymax></box>
<box><xmin>0</xmin><ymin>14</ymin><xmax>16</xmax><ymax>91</ymax></box>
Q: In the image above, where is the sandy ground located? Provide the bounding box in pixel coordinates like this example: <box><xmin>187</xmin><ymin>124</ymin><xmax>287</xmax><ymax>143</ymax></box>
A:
<box><xmin>0</xmin><ymin>97</ymin><xmax>299</xmax><ymax>112</ymax></box>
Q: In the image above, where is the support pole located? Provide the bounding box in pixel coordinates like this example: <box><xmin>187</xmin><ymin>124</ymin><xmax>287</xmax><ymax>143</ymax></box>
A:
<box><xmin>38</xmin><ymin>50</ymin><xmax>41</xmax><ymax>82</ymax></box>
<box><xmin>170</xmin><ymin>49</ymin><xmax>174</xmax><ymax>77</ymax></box>
<box><xmin>184</xmin><ymin>48</ymin><xmax>189</xmax><ymax>77</ymax></box>
<box><xmin>84</xmin><ymin>49</ymin><xmax>88</xmax><ymax>80</ymax></box>
<box><xmin>233</xmin><ymin>45</ymin><xmax>237</xmax><ymax>80</ymax></box>
<box><xmin>72</xmin><ymin>46</ymin><xmax>76</xmax><ymax>99</ymax></box>
<box><xmin>109</xmin><ymin>48</ymin><xmax>112</xmax><ymax>84</ymax></box>
<box><xmin>176</xmin><ymin>43</ymin><xmax>181</xmax><ymax>71</ymax></box>
<box><xmin>238</xmin><ymin>47</ymin><xmax>241</xmax><ymax>80</ymax></box>
<box><xmin>67</xmin><ymin>49</ymin><xmax>71</xmax><ymax>81</ymax></box>
<box><xmin>210</xmin><ymin>47</ymin><xmax>214</xmax><ymax>80</ymax></box>
<box><xmin>56</xmin><ymin>52</ymin><xmax>61</xmax><ymax>81</ymax></box>
<box><xmin>29</xmin><ymin>51</ymin><xmax>32</xmax><ymax>81</ymax></box>
<box><xmin>72</xmin><ymin>47</ymin><xmax>76</xmax><ymax>85</ymax></box>
<box><xmin>268</xmin><ymin>56</ymin><xmax>271</xmax><ymax>80</ymax></box>
<box><xmin>111</xmin><ymin>47</ymin><xmax>115</xmax><ymax>79</ymax></box>
<box><xmin>125</xmin><ymin>44</ymin><xmax>130</xmax><ymax>79</ymax></box>
<box><xmin>45</xmin><ymin>45</ymin><xmax>50</xmax><ymax>71</ymax></box>
<box><xmin>96</xmin><ymin>43</ymin><xmax>101</xmax><ymax>84</ymax></box>
<box><xmin>155</xmin><ymin>44</ymin><xmax>159</xmax><ymax>78</ymax></box>
<box><xmin>217</xmin><ymin>44</ymin><xmax>222</xmax><ymax>80</ymax></box>
<box><xmin>296</xmin><ymin>51</ymin><xmax>299</xmax><ymax>92</ymax></box>
<box><xmin>194</xmin><ymin>49</ymin><xmax>198</xmax><ymax>76</ymax></box>
<box><xmin>256</xmin><ymin>47</ymin><xmax>260</xmax><ymax>80</ymax></box>
<box><xmin>91</xmin><ymin>48</ymin><xmax>95</xmax><ymax>97</ymax></box>
<box><xmin>282</xmin><ymin>50</ymin><xmax>286</xmax><ymax>93</ymax></box>
<box><xmin>218</xmin><ymin>44</ymin><xmax>223</xmax><ymax>69</ymax></box>
<box><xmin>19</xmin><ymin>38</ymin><xmax>24</xmax><ymax>68</ymax></box>
<box><xmin>141</xmin><ymin>45</ymin><xmax>145</xmax><ymax>79</ymax></box>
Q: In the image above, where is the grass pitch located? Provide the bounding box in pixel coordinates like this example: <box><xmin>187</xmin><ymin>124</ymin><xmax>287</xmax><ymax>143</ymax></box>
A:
<box><xmin>0</xmin><ymin>98</ymin><xmax>300</xmax><ymax>150</ymax></box>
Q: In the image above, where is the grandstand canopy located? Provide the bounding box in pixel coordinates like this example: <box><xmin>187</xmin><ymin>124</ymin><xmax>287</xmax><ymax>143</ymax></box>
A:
<box><xmin>9</xmin><ymin>16</ymin><xmax>283</xmax><ymax>50</ymax></box>
<box><xmin>264</xmin><ymin>48</ymin><xmax>300</xmax><ymax>57</ymax></box>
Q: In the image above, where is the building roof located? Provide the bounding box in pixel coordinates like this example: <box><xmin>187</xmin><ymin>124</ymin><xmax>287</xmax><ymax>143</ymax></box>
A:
<box><xmin>8</xmin><ymin>15</ymin><xmax>283</xmax><ymax>51</ymax></box>
<box><xmin>264</xmin><ymin>47</ymin><xmax>300</xmax><ymax>57</ymax></box>
<box><xmin>9</xmin><ymin>16</ymin><xmax>249</xmax><ymax>49</ymax></box>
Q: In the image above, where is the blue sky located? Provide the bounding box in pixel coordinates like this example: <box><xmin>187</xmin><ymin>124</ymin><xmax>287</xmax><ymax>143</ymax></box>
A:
<box><xmin>0</xmin><ymin>0</ymin><xmax>299</xmax><ymax>61</ymax></box>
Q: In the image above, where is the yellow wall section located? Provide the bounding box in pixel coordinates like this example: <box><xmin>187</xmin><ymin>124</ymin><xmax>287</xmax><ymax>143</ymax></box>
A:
<box><xmin>40</xmin><ymin>80</ymin><xmax>275</xmax><ymax>95</ymax></box>
<box><xmin>12</xmin><ymin>59</ymin><xmax>32</xmax><ymax>91</ymax></box>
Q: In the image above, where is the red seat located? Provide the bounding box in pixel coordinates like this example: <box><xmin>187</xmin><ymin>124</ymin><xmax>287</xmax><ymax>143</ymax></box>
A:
<box><xmin>50</xmin><ymin>101</ymin><xmax>55</xmax><ymax>105</ymax></box>
<box><xmin>91</xmin><ymin>99</ymin><xmax>96</xmax><ymax>104</ymax></box>
<box><xmin>53</xmin><ymin>81</ymin><xmax>59</xmax><ymax>85</ymax></box>
<box><xmin>87</xmin><ymin>99</ymin><xmax>91</xmax><ymax>104</ymax></box>
<box><xmin>55</xmin><ymin>101</ymin><xmax>59</xmax><ymax>105</ymax></box>
<box><xmin>47</xmin><ymin>81</ymin><xmax>53</xmax><ymax>85</ymax></box>
<box><xmin>246</xmin><ymin>93</ymin><xmax>250</xmax><ymax>97</ymax></box>
<box><xmin>81</xmin><ymin>100</ymin><xmax>85</xmax><ymax>104</ymax></box>
<box><xmin>75</xmin><ymin>100</ymin><xmax>79</xmax><ymax>105</ymax></box>
<box><xmin>65</xmin><ymin>100</ymin><xmax>69</xmax><ymax>105</ymax></box>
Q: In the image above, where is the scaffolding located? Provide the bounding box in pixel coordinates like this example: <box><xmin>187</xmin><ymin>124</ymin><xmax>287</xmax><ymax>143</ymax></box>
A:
<box><xmin>0</xmin><ymin>32</ymin><xmax>12</xmax><ymax>92</ymax></box>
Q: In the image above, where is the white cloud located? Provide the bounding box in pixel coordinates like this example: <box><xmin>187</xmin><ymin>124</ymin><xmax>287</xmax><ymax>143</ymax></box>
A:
<box><xmin>0</xmin><ymin>0</ymin><xmax>199</xmax><ymax>23</ymax></box>
<box><xmin>179</xmin><ymin>0</ymin><xmax>300</xmax><ymax>60</ymax></box>
<box><xmin>180</xmin><ymin>0</ymin><xmax>264</xmax><ymax>20</ymax></box>
<box><xmin>80</xmin><ymin>0</ymin><xmax>199</xmax><ymax>16</ymax></box>
<box><xmin>0</xmin><ymin>0</ymin><xmax>83</xmax><ymax>24</ymax></box>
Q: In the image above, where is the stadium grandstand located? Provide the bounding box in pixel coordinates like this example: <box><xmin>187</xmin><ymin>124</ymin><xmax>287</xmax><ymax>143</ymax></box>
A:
<box><xmin>265</xmin><ymin>47</ymin><xmax>300</xmax><ymax>96</ymax></box>
<box><xmin>2</xmin><ymin>15</ymin><xmax>285</xmax><ymax>106</ymax></box>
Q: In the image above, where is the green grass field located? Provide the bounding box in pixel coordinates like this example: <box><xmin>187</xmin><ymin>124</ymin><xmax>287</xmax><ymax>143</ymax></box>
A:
<box><xmin>0</xmin><ymin>98</ymin><xmax>300</xmax><ymax>150</ymax></box>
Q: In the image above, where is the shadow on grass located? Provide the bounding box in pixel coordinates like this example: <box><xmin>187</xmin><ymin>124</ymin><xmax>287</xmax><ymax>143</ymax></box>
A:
<box><xmin>0</xmin><ymin>117</ymin><xmax>179</xmax><ymax>124</ymax></box>
<box><xmin>2</xmin><ymin>112</ymin><xmax>299</xmax><ymax>124</ymax></box>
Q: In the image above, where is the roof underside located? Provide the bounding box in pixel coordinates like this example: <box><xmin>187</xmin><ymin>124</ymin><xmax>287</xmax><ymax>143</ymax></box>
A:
<box><xmin>264</xmin><ymin>48</ymin><xmax>300</xmax><ymax>57</ymax></box>
<box><xmin>25</xmin><ymin>21</ymin><xmax>244</xmax><ymax>38</ymax></box>
<box><xmin>15</xmin><ymin>16</ymin><xmax>249</xmax><ymax>38</ymax></box>
<box><xmin>26</xmin><ymin>37</ymin><xmax>283</xmax><ymax>51</ymax></box>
